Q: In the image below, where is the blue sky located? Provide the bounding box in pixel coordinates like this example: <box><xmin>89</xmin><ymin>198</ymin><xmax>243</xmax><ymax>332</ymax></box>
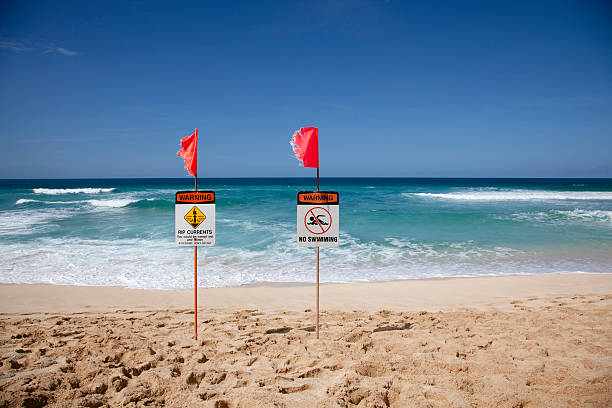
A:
<box><xmin>1</xmin><ymin>0</ymin><xmax>611</xmax><ymax>178</ymax></box>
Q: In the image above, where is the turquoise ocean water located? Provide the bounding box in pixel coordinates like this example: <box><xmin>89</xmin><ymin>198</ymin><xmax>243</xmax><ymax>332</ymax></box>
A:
<box><xmin>0</xmin><ymin>178</ymin><xmax>611</xmax><ymax>289</ymax></box>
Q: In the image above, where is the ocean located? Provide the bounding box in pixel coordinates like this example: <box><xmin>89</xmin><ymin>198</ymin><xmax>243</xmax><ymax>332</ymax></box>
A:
<box><xmin>0</xmin><ymin>178</ymin><xmax>611</xmax><ymax>289</ymax></box>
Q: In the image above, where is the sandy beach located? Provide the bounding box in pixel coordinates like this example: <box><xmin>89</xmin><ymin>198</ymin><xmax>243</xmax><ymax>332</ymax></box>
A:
<box><xmin>0</xmin><ymin>273</ymin><xmax>611</xmax><ymax>407</ymax></box>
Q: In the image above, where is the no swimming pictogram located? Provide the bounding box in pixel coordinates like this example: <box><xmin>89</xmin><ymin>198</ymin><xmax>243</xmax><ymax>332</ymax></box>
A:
<box><xmin>304</xmin><ymin>207</ymin><xmax>332</xmax><ymax>234</ymax></box>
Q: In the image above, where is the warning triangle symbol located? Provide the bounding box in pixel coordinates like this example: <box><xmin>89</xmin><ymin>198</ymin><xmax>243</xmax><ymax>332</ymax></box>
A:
<box><xmin>184</xmin><ymin>206</ymin><xmax>206</xmax><ymax>228</ymax></box>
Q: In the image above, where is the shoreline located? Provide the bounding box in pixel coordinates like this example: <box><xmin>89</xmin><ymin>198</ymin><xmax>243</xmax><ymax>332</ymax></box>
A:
<box><xmin>1</xmin><ymin>272</ymin><xmax>610</xmax><ymax>314</ymax></box>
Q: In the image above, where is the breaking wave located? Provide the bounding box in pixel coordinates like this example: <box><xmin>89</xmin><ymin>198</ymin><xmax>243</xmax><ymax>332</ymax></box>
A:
<box><xmin>87</xmin><ymin>199</ymin><xmax>138</xmax><ymax>208</ymax></box>
<box><xmin>405</xmin><ymin>190</ymin><xmax>612</xmax><ymax>201</ymax></box>
<box><xmin>15</xmin><ymin>197</ymin><xmax>168</xmax><ymax>209</ymax></box>
<box><xmin>33</xmin><ymin>188</ymin><xmax>116</xmax><ymax>195</ymax></box>
<box><xmin>15</xmin><ymin>199</ymin><xmax>39</xmax><ymax>204</ymax></box>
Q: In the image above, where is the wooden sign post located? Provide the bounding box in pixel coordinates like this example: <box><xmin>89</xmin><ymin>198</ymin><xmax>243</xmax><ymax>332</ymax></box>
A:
<box><xmin>297</xmin><ymin>188</ymin><xmax>340</xmax><ymax>339</ymax></box>
<box><xmin>176</xmin><ymin>128</ymin><xmax>217</xmax><ymax>340</ymax></box>
<box><xmin>175</xmin><ymin>190</ymin><xmax>215</xmax><ymax>339</ymax></box>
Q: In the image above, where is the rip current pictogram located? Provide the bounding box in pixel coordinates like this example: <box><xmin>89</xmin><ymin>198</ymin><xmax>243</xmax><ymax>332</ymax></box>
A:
<box><xmin>184</xmin><ymin>206</ymin><xmax>206</xmax><ymax>228</ymax></box>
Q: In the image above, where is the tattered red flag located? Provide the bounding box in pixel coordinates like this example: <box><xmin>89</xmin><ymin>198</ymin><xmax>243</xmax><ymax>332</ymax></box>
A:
<box><xmin>177</xmin><ymin>129</ymin><xmax>198</xmax><ymax>176</ymax></box>
<box><xmin>290</xmin><ymin>127</ymin><xmax>319</xmax><ymax>168</ymax></box>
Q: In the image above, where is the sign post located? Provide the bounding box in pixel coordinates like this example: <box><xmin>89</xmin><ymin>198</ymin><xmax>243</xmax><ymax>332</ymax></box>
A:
<box><xmin>175</xmin><ymin>190</ymin><xmax>215</xmax><ymax>339</ymax></box>
<box><xmin>176</xmin><ymin>129</ymin><xmax>201</xmax><ymax>339</ymax></box>
<box><xmin>291</xmin><ymin>126</ymin><xmax>340</xmax><ymax>339</ymax></box>
<box><xmin>297</xmin><ymin>190</ymin><xmax>339</xmax><ymax>338</ymax></box>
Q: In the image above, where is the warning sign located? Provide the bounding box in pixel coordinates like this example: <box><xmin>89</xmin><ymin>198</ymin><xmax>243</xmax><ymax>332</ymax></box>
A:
<box><xmin>175</xmin><ymin>191</ymin><xmax>215</xmax><ymax>246</ymax></box>
<box><xmin>297</xmin><ymin>191</ymin><xmax>339</xmax><ymax>247</ymax></box>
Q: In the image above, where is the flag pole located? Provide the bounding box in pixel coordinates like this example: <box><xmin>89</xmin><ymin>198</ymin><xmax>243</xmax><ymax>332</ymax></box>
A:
<box><xmin>194</xmin><ymin>128</ymin><xmax>198</xmax><ymax>341</ymax></box>
<box><xmin>194</xmin><ymin>173</ymin><xmax>198</xmax><ymax>341</ymax></box>
<box><xmin>316</xmin><ymin>247</ymin><xmax>319</xmax><ymax>340</ymax></box>
<box><xmin>316</xmin><ymin>166</ymin><xmax>320</xmax><ymax>340</ymax></box>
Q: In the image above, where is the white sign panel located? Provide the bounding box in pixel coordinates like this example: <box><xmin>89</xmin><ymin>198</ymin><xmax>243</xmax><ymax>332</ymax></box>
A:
<box><xmin>297</xmin><ymin>191</ymin><xmax>339</xmax><ymax>247</ymax></box>
<box><xmin>175</xmin><ymin>191</ymin><xmax>215</xmax><ymax>246</ymax></box>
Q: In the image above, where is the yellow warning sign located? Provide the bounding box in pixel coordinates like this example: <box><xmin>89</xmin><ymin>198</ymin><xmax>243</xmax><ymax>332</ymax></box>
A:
<box><xmin>184</xmin><ymin>206</ymin><xmax>206</xmax><ymax>228</ymax></box>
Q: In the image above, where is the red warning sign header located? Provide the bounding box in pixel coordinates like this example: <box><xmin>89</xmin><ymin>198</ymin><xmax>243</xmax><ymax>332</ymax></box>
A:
<box><xmin>297</xmin><ymin>191</ymin><xmax>339</xmax><ymax>205</ymax></box>
<box><xmin>175</xmin><ymin>191</ymin><xmax>215</xmax><ymax>204</ymax></box>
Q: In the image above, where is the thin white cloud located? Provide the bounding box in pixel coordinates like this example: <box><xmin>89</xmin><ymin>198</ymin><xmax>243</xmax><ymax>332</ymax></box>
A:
<box><xmin>0</xmin><ymin>37</ymin><xmax>79</xmax><ymax>56</ymax></box>
<box><xmin>55</xmin><ymin>47</ymin><xmax>79</xmax><ymax>56</ymax></box>
<box><xmin>0</xmin><ymin>40</ymin><xmax>33</xmax><ymax>53</ymax></box>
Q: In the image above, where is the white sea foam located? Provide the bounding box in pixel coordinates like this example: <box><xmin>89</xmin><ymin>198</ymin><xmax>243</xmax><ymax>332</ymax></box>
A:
<box><xmin>33</xmin><ymin>187</ymin><xmax>116</xmax><ymax>195</ymax></box>
<box><xmin>0</xmin><ymin>232</ymin><xmax>608</xmax><ymax>289</ymax></box>
<box><xmin>384</xmin><ymin>238</ymin><xmax>521</xmax><ymax>259</ymax></box>
<box><xmin>16</xmin><ymin>196</ymin><xmax>164</xmax><ymax>209</ymax></box>
<box><xmin>560</xmin><ymin>209</ymin><xmax>612</xmax><ymax>223</ymax></box>
<box><xmin>15</xmin><ymin>199</ymin><xmax>38</xmax><ymax>204</ymax></box>
<box><xmin>0</xmin><ymin>208</ymin><xmax>74</xmax><ymax>235</ymax></box>
<box><xmin>15</xmin><ymin>198</ymin><xmax>79</xmax><ymax>205</ymax></box>
<box><xmin>87</xmin><ymin>199</ymin><xmax>138</xmax><ymax>208</ymax></box>
<box><xmin>405</xmin><ymin>190</ymin><xmax>612</xmax><ymax>201</ymax></box>
<box><xmin>0</xmin><ymin>233</ymin><xmax>526</xmax><ymax>289</ymax></box>
<box><xmin>506</xmin><ymin>209</ymin><xmax>612</xmax><ymax>225</ymax></box>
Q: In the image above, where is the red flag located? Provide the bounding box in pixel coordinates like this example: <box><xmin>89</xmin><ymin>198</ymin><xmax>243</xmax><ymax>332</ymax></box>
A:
<box><xmin>177</xmin><ymin>129</ymin><xmax>198</xmax><ymax>176</ymax></box>
<box><xmin>290</xmin><ymin>127</ymin><xmax>319</xmax><ymax>168</ymax></box>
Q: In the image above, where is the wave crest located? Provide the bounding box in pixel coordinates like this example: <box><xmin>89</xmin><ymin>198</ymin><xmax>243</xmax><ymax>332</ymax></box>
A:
<box><xmin>15</xmin><ymin>197</ymin><xmax>170</xmax><ymax>209</ymax></box>
<box><xmin>15</xmin><ymin>199</ymin><xmax>38</xmax><ymax>204</ymax></box>
<box><xmin>33</xmin><ymin>188</ymin><xmax>115</xmax><ymax>195</ymax></box>
<box><xmin>87</xmin><ymin>199</ymin><xmax>138</xmax><ymax>208</ymax></box>
<box><xmin>405</xmin><ymin>190</ymin><xmax>612</xmax><ymax>201</ymax></box>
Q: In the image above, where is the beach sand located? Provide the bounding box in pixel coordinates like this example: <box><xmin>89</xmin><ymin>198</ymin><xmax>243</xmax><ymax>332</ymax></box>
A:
<box><xmin>0</xmin><ymin>273</ymin><xmax>610</xmax><ymax>407</ymax></box>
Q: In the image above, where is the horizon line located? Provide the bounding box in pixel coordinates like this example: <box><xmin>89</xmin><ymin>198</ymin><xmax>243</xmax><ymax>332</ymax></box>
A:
<box><xmin>2</xmin><ymin>176</ymin><xmax>612</xmax><ymax>181</ymax></box>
